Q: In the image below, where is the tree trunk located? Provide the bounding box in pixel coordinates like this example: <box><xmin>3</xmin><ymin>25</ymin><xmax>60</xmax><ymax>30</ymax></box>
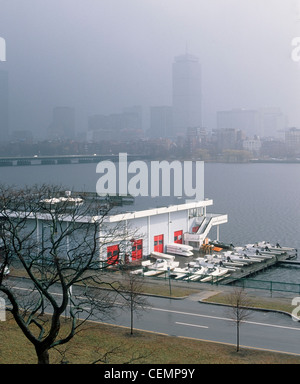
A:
<box><xmin>36</xmin><ymin>348</ymin><xmax>50</xmax><ymax>364</ymax></box>
<box><xmin>130</xmin><ymin>301</ymin><xmax>133</xmax><ymax>335</ymax></box>
<box><xmin>236</xmin><ymin>323</ymin><xmax>240</xmax><ymax>352</ymax></box>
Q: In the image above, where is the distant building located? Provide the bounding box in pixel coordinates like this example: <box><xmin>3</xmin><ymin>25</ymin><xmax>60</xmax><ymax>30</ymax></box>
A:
<box><xmin>217</xmin><ymin>107</ymin><xmax>287</xmax><ymax>139</ymax></box>
<box><xmin>214</xmin><ymin>128</ymin><xmax>244</xmax><ymax>151</ymax></box>
<box><xmin>285</xmin><ymin>127</ymin><xmax>300</xmax><ymax>155</ymax></box>
<box><xmin>47</xmin><ymin>107</ymin><xmax>75</xmax><ymax>140</ymax></box>
<box><xmin>11</xmin><ymin>130</ymin><xmax>33</xmax><ymax>143</ymax></box>
<box><xmin>186</xmin><ymin>127</ymin><xmax>207</xmax><ymax>153</ymax></box>
<box><xmin>217</xmin><ymin>108</ymin><xmax>260</xmax><ymax>138</ymax></box>
<box><xmin>123</xmin><ymin>105</ymin><xmax>143</xmax><ymax>132</ymax></box>
<box><xmin>150</xmin><ymin>106</ymin><xmax>173</xmax><ymax>138</ymax></box>
<box><xmin>172</xmin><ymin>53</ymin><xmax>202</xmax><ymax>137</ymax></box>
<box><xmin>88</xmin><ymin>106</ymin><xmax>143</xmax><ymax>142</ymax></box>
<box><xmin>242</xmin><ymin>138</ymin><xmax>262</xmax><ymax>153</ymax></box>
<box><xmin>0</xmin><ymin>70</ymin><xmax>9</xmax><ymax>143</ymax></box>
<box><xmin>260</xmin><ymin>138</ymin><xmax>286</xmax><ymax>158</ymax></box>
<box><xmin>259</xmin><ymin>108</ymin><xmax>287</xmax><ymax>138</ymax></box>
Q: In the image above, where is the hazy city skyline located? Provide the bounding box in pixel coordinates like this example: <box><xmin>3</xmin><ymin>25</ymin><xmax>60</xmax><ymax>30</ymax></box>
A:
<box><xmin>0</xmin><ymin>0</ymin><xmax>299</xmax><ymax>139</ymax></box>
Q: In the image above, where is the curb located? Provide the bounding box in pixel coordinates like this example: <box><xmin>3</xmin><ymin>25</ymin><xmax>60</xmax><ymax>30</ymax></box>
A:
<box><xmin>199</xmin><ymin>298</ymin><xmax>298</xmax><ymax>321</ymax></box>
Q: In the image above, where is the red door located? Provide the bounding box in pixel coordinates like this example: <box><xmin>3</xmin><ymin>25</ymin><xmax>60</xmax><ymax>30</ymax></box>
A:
<box><xmin>154</xmin><ymin>234</ymin><xmax>164</xmax><ymax>253</ymax></box>
<box><xmin>132</xmin><ymin>239</ymin><xmax>143</xmax><ymax>261</ymax></box>
<box><xmin>174</xmin><ymin>230</ymin><xmax>183</xmax><ymax>244</ymax></box>
<box><xmin>107</xmin><ymin>244</ymin><xmax>119</xmax><ymax>265</ymax></box>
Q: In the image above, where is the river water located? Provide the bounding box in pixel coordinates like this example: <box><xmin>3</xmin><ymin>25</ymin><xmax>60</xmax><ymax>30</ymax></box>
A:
<box><xmin>204</xmin><ymin>163</ymin><xmax>300</xmax><ymax>285</ymax></box>
<box><xmin>0</xmin><ymin>161</ymin><xmax>299</xmax><ymax>283</ymax></box>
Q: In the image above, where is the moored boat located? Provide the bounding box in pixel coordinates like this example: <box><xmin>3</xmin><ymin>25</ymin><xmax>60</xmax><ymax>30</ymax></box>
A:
<box><xmin>143</xmin><ymin>253</ymin><xmax>180</xmax><ymax>276</ymax></box>
<box><xmin>166</xmin><ymin>243</ymin><xmax>194</xmax><ymax>257</ymax></box>
<box><xmin>208</xmin><ymin>239</ymin><xmax>234</xmax><ymax>250</ymax></box>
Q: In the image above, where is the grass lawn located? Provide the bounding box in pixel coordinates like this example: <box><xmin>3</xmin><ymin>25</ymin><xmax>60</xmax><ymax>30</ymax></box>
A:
<box><xmin>2</xmin><ymin>270</ymin><xmax>299</xmax><ymax>364</ymax></box>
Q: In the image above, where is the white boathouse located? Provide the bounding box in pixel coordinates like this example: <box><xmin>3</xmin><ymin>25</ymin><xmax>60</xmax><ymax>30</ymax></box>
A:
<box><xmin>12</xmin><ymin>194</ymin><xmax>227</xmax><ymax>266</ymax></box>
<box><xmin>1</xmin><ymin>194</ymin><xmax>227</xmax><ymax>266</ymax></box>
<box><xmin>102</xmin><ymin>199</ymin><xmax>228</xmax><ymax>264</ymax></box>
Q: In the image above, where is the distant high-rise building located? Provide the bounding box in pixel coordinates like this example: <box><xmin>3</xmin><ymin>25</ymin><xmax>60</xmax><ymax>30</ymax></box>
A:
<box><xmin>217</xmin><ymin>107</ymin><xmax>287</xmax><ymax>139</ymax></box>
<box><xmin>217</xmin><ymin>108</ymin><xmax>260</xmax><ymax>138</ymax></box>
<box><xmin>47</xmin><ymin>107</ymin><xmax>75</xmax><ymax>140</ymax></box>
<box><xmin>172</xmin><ymin>53</ymin><xmax>202</xmax><ymax>137</ymax></box>
<box><xmin>150</xmin><ymin>106</ymin><xmax>173</xmax><ymax>138</ymax></box>
<box><xmin>88</xmin><ymin>106</ymin><xmax>143</xmax><ymax>142</ymax></box>
<box><xmin>123</xmin><ymin>105</ymin><xmax>143</xmax><ymax>132</ymax></box>
<box><xmin>259</xmin><ymin>108</ymin><xmax>287</xmax><ymax>138</ymax></box>
<box><xmin>0</xmin><ymin>70</ymin><xmax>9</xmax><ymax>143</ymax></box>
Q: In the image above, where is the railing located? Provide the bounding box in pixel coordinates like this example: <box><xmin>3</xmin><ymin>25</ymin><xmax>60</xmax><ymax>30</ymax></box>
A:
<box><xmin>149</xmin><ymin>272</ymin><xmax>300</xmax><ymax>295</ymax></box>
<box><xmin>231</xmin><ymin>278</ymin><xmax>300</xmax><ymax>294</ymax></box>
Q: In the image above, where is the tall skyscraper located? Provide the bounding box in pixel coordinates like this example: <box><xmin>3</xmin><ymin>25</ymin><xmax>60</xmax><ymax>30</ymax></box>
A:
<box><xmin>0</xmin><ymin>70</ymin><xmax>9</xmax><ymax>143</ymax></box>
<box><xmin>172</xmin><ymin>53</ymin><xmax>202</xmax><ymax>137</ymax></box>
<box><xmin>47</xmin><ymin>107</ymin><xmax>75</xmax><ymax>140</ymax></box>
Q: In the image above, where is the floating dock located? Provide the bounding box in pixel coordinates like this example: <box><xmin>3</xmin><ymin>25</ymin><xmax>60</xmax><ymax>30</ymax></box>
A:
<box><xmin>139</xmin><ymin>242</ymin><xmax>298</xmax><ymax>285</ymax></box>
<box><xmin>219</xmin><ymin>252</ymin><xmax>294</xmax><ymax>285</ymax></box>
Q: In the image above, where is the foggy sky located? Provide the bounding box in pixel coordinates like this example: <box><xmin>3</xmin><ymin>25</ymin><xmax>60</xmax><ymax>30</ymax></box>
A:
<box><xmin>0</xmin><ymin>0</ymin><xmax>299</xmax><ymax>138</ymax></box>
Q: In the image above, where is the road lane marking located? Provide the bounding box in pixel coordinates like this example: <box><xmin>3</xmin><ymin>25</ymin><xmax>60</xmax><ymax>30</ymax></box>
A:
<box><xmin>175</xmin><ymin>321</ymin><xmax>209</xmax><ymax>329</ymax></box>
<box><xmin>8</xmin><ymin>285</ymin><xmax>300</xmax><ymax>332</ymax></box>
<box><xmin>151</xmin><ymin>307</ymin><xmax>300</xmax><ymax>331</ymax></box>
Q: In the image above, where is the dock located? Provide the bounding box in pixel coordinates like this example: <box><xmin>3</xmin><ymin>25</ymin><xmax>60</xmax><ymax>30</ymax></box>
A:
<box><xmin>219</xmin><ymin>252</ymin><xmax>293</xmax><ymax>285</ymax></box>
<box><xmin>166</xmin><ymin>244</ymin><xmax>298</xmax><ymax>285</ymax></box>
<box><xmin>129</xmin><ymin>240</ymin><xmax>298</xmax><ymax>286</ymax></box>
<box><xmin>277</xmin><ymin>260</ymin><xmax>300</xmax><ymax>266</ymax></box>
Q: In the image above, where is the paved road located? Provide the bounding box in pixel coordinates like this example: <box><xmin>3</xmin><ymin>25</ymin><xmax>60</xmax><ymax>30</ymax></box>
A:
<box><xmin>103</xmin><ymin>294</ymin><xmax>300</xmax><ymax>356</ymax></box>
<box><xmin>3</xmin><ymin>277</ymin><xmax>300</xmax><ymax>356</ymax></box>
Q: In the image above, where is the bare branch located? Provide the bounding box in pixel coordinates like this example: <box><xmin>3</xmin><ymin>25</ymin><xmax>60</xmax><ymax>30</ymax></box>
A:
<box><xmin>0</xmin><ymin>184</ymin><xmax>138</xmax><ymax>363</ymax></box>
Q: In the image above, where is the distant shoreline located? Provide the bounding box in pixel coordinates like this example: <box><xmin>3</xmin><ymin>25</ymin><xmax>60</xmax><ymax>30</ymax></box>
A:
<box><xmin>0</xmin><ymin>155</ymin><xmax>299</xmax><ymax>167</ymax></box>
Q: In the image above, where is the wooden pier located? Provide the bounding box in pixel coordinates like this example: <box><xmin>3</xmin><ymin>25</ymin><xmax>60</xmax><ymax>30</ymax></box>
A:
<box><xmin>218</xmin><ymin>252</ymin><xmax>295</xmax><ymax>285</ymax></box>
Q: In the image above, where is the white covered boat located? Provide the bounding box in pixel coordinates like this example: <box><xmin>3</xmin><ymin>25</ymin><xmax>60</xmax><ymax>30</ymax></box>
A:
<box><xmin>183</xmin><ymin>259</ymin><xmax>230</xmax><ymax>282</ymax></box>
<box><xmin>173</xmin><ymin>264</ymin><xmax>208</xmax><ymax>281</ymax></box>
<box><xmin>143</xmin><ymin>253</ymin><xmax>180</xmax><ymax>276</ymax></box>
<box><xmin>233</xmin><ymin>247</ymin><xmax>276</xmax><ymax>260</ymax></box>
<box><xmin>222</xmin><ymin>251</ymin><xmax>263</xmax><ymax>264</ymax></box>
<box><xmin>166</xmin><ymin>243</ymin><xmax>194</xmax><ymax>257</ymax></box>
<box><xmin>186</xmin><ymin>266</ymin><xmax>209</xmax><ymax>281</ymax></box>
<box><xmin>200</xmin><ymin>266</ymin><xmax>230</xmax><ymax>282</ymax></box>
<box><xmin>242</xmin><ymin>241</ymin><xmax>295</xmax><ymax>254</ymax></box>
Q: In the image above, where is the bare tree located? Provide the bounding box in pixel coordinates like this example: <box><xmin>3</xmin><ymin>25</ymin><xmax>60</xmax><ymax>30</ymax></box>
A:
<box><xmin>225</xmin><ymin>287</ymin><xmax>252</xmax><ymax>352</ymax></box>
<box><xmin>120</xmin><ymin>268</ymin><xmax>149</xmax><ymax>335</ymax></box>
<box><xmin>91</xmin><ymin>343</ymin><xmax>152</xmax><ymax>364</ymax></box>
<box><xmin>0</xmin><ymin>184</ymin><xmax>136</xmax><ymax>364</ymax></box>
